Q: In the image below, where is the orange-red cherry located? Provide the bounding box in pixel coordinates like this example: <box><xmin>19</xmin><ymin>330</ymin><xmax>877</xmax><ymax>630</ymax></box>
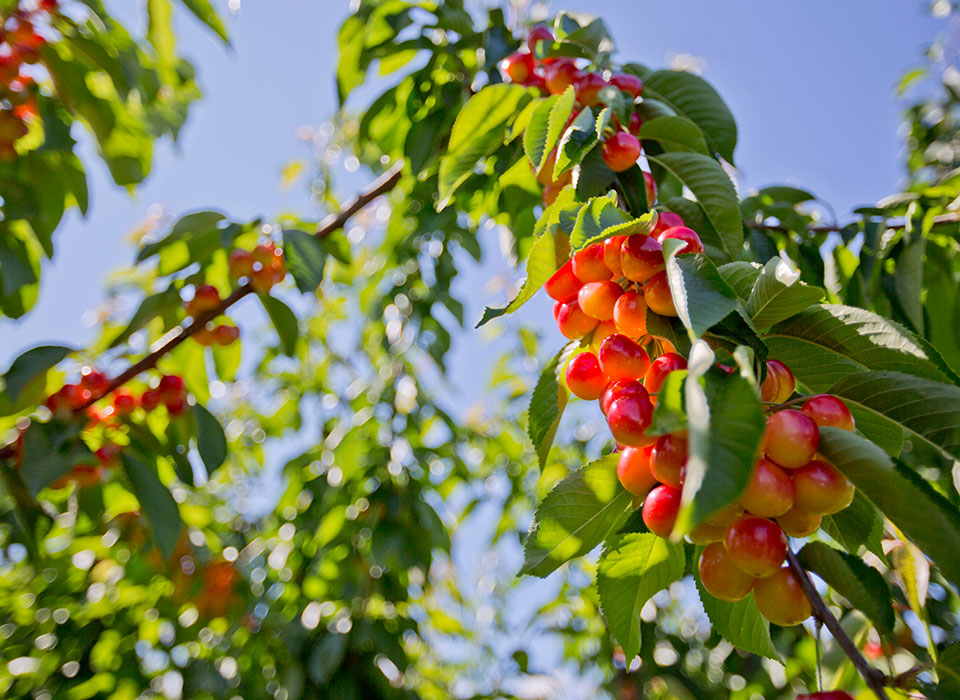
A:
<box><xmin>776</xmin><ymin>505</ymin><xmax>822</xmax><ymax>538</ymax></box>
<box><xmin>644</xmin><ymin>352</ymin><xmax>687</xmax><ymax>394</ymax></box>
<box><xmin>644</xmin><ymin>271</ymin><xmax>677</xmax><ymax>317</ymax></box>
<box><xmin>753</xmin><ymin>566</ymin><xmax>812</xmax><ymax>626</ymax></box>
<box><xmin>572</xmin><ymin>243</ymin><xmax>613</xmax><ymax>282</ymax></box>
<box><xmin>764</xmin><ymin>409</ymin><xmax>820</xmax><ymax>469</ymax></box>
<box><xmin>699</xmin><ymin>542</ymin><xmax>756</xmax><ymax>602</ymax></box>
<box><xmin>545</xmin><ymin>58</ymin><xmax>581</xmax><ymax>95</ymax></box>
<box><xmin>642</xmin><ymin>484</ymin><xmax>682</xmax><ymax>538</ymax></box>
<box><xmin>650</xmin><ymin>211</ymin><xmax>685</xmax><ymax>238</ymax></box>
<box><xmin>724</xmin><ymin>516</ymin><xmax>787</xmax><ymax>578</ymax></box>
<box><xmin>792</xmin><ymin>460</ymin><xmax>855</xmax><ymax>515</ymax></box>
<box><xmin>760</xmin><ymin>359</ymin><xmax>795</xmax><ymax>403</ymax></box>
<box><xmin>739</xmin><ymin>458</ymin><xmax>795</xmax><ymax>518</ymax></box>
<box><xmin>657</xmin><ymin>226</ymin><xmax>704</xmax><ymax>254</ymax></box>
<box><xmin>565</xmin><ymin>352</ymin><xmax>607</xmax><ymax>400</ymax></box>
<box><xmin>545</xmin><ymin>259</ymin><xmax>582</xmax><ymax>304</ymax></box>
<box><xmin>610</xmin><ymin>73</ymin><xmax>643</xmax><ymax>98</ymax></box>
<box><xmin>801</xmin><ymin>394</ymin><xmax>856</xmax><ymax>432</ymax></box>
<box><xmin>651</xmin><ymin>433</ymin><xmax>687</xmax><ymax>488</ymax></box>
<box><xmin>578</xmin><ymin>281</ymin><xmax>623</xmax><ymax>320</ymax></box>
<box><xmin>598</xmin><ymin>334</ymin><xmax>650</xmax><ymax>380</ymax></box>
<box><xmin>607</xmin><ymin>394</ymin><xmax>654</xmax><ymax>446</ymax></box>
<box><xmin>602</xmin><ymin>132</ymin><xmax>642</xmax><ymax>172</ymax></box>
<box><xmin>617</xmin><ymin>445</ymin><xmax>657</xmax><ymax>496</ymax></box>
<box><xmin>600</xmin><ymin>378</ymin><xmax>649</xmax><ymax>416</ymax></box>
<box><xmin>603</xmin><ymin>235</ymin><xmax>626</xmax><ymax>276</ymax></box>
<box><xmin>500</xmin><ymin>51</ymin><xmax>535</xmax><ymax>83</ymax></box>
<box><xmin>620</xmin><ymin>235</ymin><xmax>664</xmax><ymax>283</ymax></box>
<box><xmin>575</xmin><ymin>72</ymin><xmax>607</xmax><ymax>106</ymax></box>
<box><xmin>554</xmin><ymin>300</ymin><xmax>598</xmax><ymax>339</ymax></box>
<box><xmin>613</xmin><ymin>289</ymin><xmax>648</xmax><ymax>338</ymax></box>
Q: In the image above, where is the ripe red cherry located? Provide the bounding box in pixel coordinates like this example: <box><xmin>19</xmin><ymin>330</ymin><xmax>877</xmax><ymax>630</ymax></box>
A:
<box><xmin>80</xmin><ymin>368</ymin><xmax>109</xmax><ymax>395</ymax></box>
<box><xmin>795</xmin><ymin>693</ymin><xmax>856</xmax><ymax>700</ymax></box>
<box><xmin>801</xmin><ymin>394</ymin><xmax>856</xmax><ymax>432</ymax></box>
<box><xmin>602</xmin><ymin>132</ymin><xmax>642</xmax><ymax>172</ymax></box>
<box><xmin>553</xmin><ymin>300</ymin><xmax>598</xmax><ymax>339</ymax></box>
<box><xmin>657</xmin><ymin>226</ymin><xmax>704</xmax><ymax>255</ymax></box>
<box><xmin>792</xmin><ymin>460</ymin><xmax>855</xmax><ymax>514</ymax></box>
<box><xmin>760</xmin><ymin>359</ymin><xmax>795</xmax><ymax>403</ymax></box>
<box><xmin>763</xmin><ymin>409</ymin><xmax>820</xmax><ymax>469</ymax></box>
<box><xmin>642</xmin><ymin>484</ymin><xmax>682</xmax><ymax>538</ymax></box>
<box><xmin>602</xmin><ymin>235</ymin><xmax>626</xmax><ymax>276</ymax></box>
<box><xmin>59</xmin><ymin>384</ymin><xmax>90</xmax><ymax>411</ymax></box>
<box><xmin>699</xmin><ymin>542</ymin><xmax>756</xmax><ymax>602</ymax></box>
<box><xmin>214</xmin><ymin>325</ymin><xmax>240</xmax><ymax>346</ymax></box>
<box><xmin>753</xmin><ymin>566</ymin><xmax>812</xmax><ymax>627</ymax></box>
<box><xmin>112</xmin><ymin>390</ymin><xmax>137</xmax><ymax>416</ymax></box>
<box><xmin>575</xmin><ymin>72</ymin><xmax>607</xmax><ymax>106</ymax></box>
<box><xmin>526</xmin><ymin>24</ymin><xmax>553</xmax><ymax>53</ymax></box>
<box><xmin>650</xmin><ymin>211</ymin><xmax>686</xmax><ymax>238</ymax></box>
<box><xmin>600</xmin><ymin>378</ymin><xmax>649</xmax><ymax>416</ymax></box>
<box><xmin>229</xmin><ymin>249</ymin><xmax>254</xmax><ymax>279</ymax></box>
<box><xmin>545</xmin><ymin>58</ymin><xmax>582</xmax><ymax>95</ymax></box>
<box><xmin>545</xmin><ymin>259</ymin><xmax>582</xmax><ymax>304</ymax></box>
<box><xmin>542</xmin><ymin>181</ymin><xmax>563</xmax><ymax>204</ymax></box>
<box><xmin>565</xmin><ymin>352</ymin><xmax>607</xmax><ymax>400</ymax></box>
<box><xmin>705</xmin><ymin>502</ymin><xmax>745</xmax><ymax>527</ymax></box>
<box><xmin>607</xmin><ymin>394</ymin><xmax>654</xmax><ymax>446</ymax></box>
<box><xmin>644</xmin><ymin>271</ymin><xmax>677</xmax><ymax>317</ymax></box>
<box><xmin>157</xmin><ymin>374</ymin><xmax>185</xmax><ymax>402</ymax></box>
<box><xmin>651</xmin><ymin>433</ymin><xmax>687</xmax><ymax>488</ymax></box>
<box><xmin>140</xmin><ymin>389</ymin><xmax>161</xmax><ymax>412</ymax></box>
<box><xmin>620</xmin><ymin>235</ymin><xmax>664</xmax><ymax>283</ymax></box>
<box><xmin>590</xmin><ymin>319</ymin><xmax>618</xmax><ymax>350</ymax></box>
<box><xmin>578</xmin><ymin>281</ymin><xmax>623</xmax><ymax>320</ymax></box>
<box><xmin>612</xmin><ymin>290</ymin><xmax>647</xmax><ymax>338</ymax></box>
<box><xmin>500</xmin><ymin>51</ymin><xmax>535</xmax><ymax>83</ymax></box>
<box><xmin>610</xmin><ymin>72</ymin><xmax>643</xmax><ymax>98</ymax></box>
<box><xmin>187</xmin><ymin>285</ymin><xmax>221</xmax><ymax>316</ymax></box>
<box><xmin>643</xmin><ymin>171</ymin><xmax>657</xmax><ymax>206</ymax></box>
<box><xmin>644</xmin><ymin>352</ymin><xmax>687</xmax><ymax>394</ymax></box>
<box><xmin>724</xmin><ymin>516</ymin><xmax>787</xmax><ymax>578</ymax></box>
<box><xmin>617</xmin><ymin>445</ymin><xmax>657</xmax><ymax>496</ymax></box>
<box><xmin>598</xmin><ymin>334</ymin><xmax>650</xmax><ymax>380</ymax></box>
<box><xmin>166</xmin><ymin>396</ymin><xmax>188</xmax><ymax>416</ymax></box>
<box><xmin>572</xmin><ymin>243</ymin><xmax>612</xmax><ymax>282</ymax></box>
<box><xmin>776</xmin><ymin>505</ymin><xmax>822</xmax><ymax>538</ymax></box>
<box><xmin>739</xmin><ymin>458</ymin><xmax>795</xmax><ymax>518</ymax></box>
<box><xmin>628</xmin><ymin>111</ymin><xmax>643</xmax><ymax>136</ymax></box>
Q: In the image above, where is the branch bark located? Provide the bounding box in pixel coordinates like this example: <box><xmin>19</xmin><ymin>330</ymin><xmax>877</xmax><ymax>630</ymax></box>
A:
<box><xmin>744</xmin><ymin>211</ymin><xmax>959</xmax><ymax>234</ymax></box>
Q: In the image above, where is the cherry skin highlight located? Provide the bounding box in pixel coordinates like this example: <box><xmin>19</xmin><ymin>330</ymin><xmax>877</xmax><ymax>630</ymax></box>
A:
<box><xmin>613</xmin><ymin>289</ymin><xmax>648</xmax><ymax>338</ymax></box>
<box><xmin>644</xmin><ymin>271</ymin><xmax>677</xmax><ymax>317</ymax></box>
<box><xmin>565</xmin><ymin>352</ymin><xmax>607</xmax><ymax>400</ymax></box>
<box><xmin>500</xmin><ymin>51</ymin><xmax>534</xmax><ymax>83</ymax></box>
<box><xmin>642</xmin><ymin>484</ymin><xmax>682</xmax><ymax>538</ymax></box>
<box><xmin>602</xmin><ymin>132</ymin><xmax>642</xmax><ymax>172</ymax></box>
<box><xmin>739</xmin><ymin>458</ymin><xmax>795</xmax><ymax>518</ymax></box>
<box><xmin>699</xmin><ymin>542</ymin><xmax>756</xmax><ymax>602</ymax></box>
<box><xmin>603</xmin><ymin>235</ymin><xmax>626</xmax><ymax>276</ymax></box>
<box><xmin>578</xmin><ymin>281</ymin><xmax>623</xmax><ymax>320</ymax></box>
<box><xmin>760</xmin><ymin>359</ymin><xmax>795</xmax><ymax>403</ymax></box>
<box><xmin>644</xmin><ymin>352</ymin><xmax>687</xmax><ymax>394</ymax></box>
<box><xmin>607</xmin><ymin>394</ymin><xmax>654</xmax><ymax>446</ymax></box>
<box><xmin>763</xmin><ymin>409</ymin><xmax>820</xmax><ymax>469</ymax></box>
<box><xmin>600</xmin><ymin>378</ymin><xmax>649</xmax><ymax>416</ymax></box>
<box><xmin>724</xmin><ymin>516</ymin><xmax>787</xmax><ymax>578</ymax></box>
<box><xmin>545</xmin><ymin>259</ymin><xmax>582</xmax><ymax>304</ymax></box>
<box><xmin>621</xmin><ymin>235</ymin><xmax>665</xmax><ymax>283</ymax></box>
<box><xmin>610</xmin><ymin>72</ymin><xmax>643</xmax><ymax>98</ymax></box>
<box><xmin>554</xmin><ymin>300</ymin><xmax>598</xmax><ymax>339</ymax></box>
<box><xmin>651</xmin><ymin>433</ymin><xmax>687</xmax><ymax>488</ymax></box>
<box><xmin>545</xmin><ymin>58</ymin><xmax>581</xmax><ymax>95</ymax></box>
<box><xmin>575</xmin><ymin>72</ymin><xmax>607</xmax><ymax>106</ymax></box>
<box><xmin>598</xmin><ymin>334</ymin><xmax>651</xmax><ymax>380</ymax></box>
<box><xmin>801</xmin><ymin>394</ymin><xmax>856</xmax><ymax>432</ymax></box>
<box><xmin>753</xmin><ymin>566</ymin><xmax>812</xmax><ymax>627</ymax></box>
<box><xmin>643</xmin><ymin>171</ymin><xmax>657</xmax><ymax>206</ymax></box>
<box><xmin>617</xmin><ymin>445</ymin><xmax>657</xmax><ymax>496</ymax></box>
<box><xmin>657</xmin><ymin>226</ymin><xmax>704</xmax><ymax>254</ymax></box>
<box><xmin>792</xmin><ymin>460</ymin><xmax>856</xmax><ymax>514</ymax></box>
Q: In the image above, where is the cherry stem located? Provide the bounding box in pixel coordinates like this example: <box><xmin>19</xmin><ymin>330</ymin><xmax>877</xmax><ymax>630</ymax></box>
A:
<box><xmin>763</xmin><ymin>395</ymin><xmax>810</xmax><ymax>412</ymax></box>
<box><xmin>785</xmin><ymin>548</ymin><xmax>891</xmax><ymax>699</ymax></box>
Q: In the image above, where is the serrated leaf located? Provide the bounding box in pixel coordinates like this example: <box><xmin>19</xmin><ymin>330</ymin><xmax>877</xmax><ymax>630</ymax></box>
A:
<box><xmin>821</xmin><ymin>491</ymin><xmax>884</xmax><ymax>557</ymax></box>
<box><xmin>528</xmin><ymin>345</ymin><xmax>574</xmax><ymax>468</ymax></box>
<box><xmin>662</xmin><ymin>240</ymin><xmax>740</xmax><ymax>339</ymax></box>
<box><xmin>695</xmin><ymin>576</ymin><xmax>779</xmax><ymax>660</ymax></box>
<box><xmin>574</xmin><ymin>145</ymin><xmax>617</xmax><ymax>200</ymax></box>
<box><xmin>282</xmin><ymin>229</ymin><xmax>327</xmax><ymax>294</ymax></box>
<box><xmin>797</xmin><ymin>541</ymin><xmax>894</xmax><ymax>634</ymax></box>
<box><xmin>3</xmin><ymin>345</ymin><xmax>73</xmax><ymax>399</ymax></box>
<box><xmin>192</xmin><ymin>404</ymin><xmax>227</xmax><ymax>476</ymax></box>
<box><xmin>121</xmin><ymin>452</ymin><xmax>183</xmax><ymax>560</ymax></box>
<box><xmin>639</xmin><ymin>115</ymin><xmax>709</xmax><ymax>155</ymax></box>
<box><xmin>258</xmin><ymin>294</ymin><xmax>299</xmax><ymax>356</ymax></box>
<box><xmin>570</xmin><ymin>195</ymin><xmax>655</xmax><ymax>251</ymax></box>
<box><xmin>817</xmin><ymin>427</ymin><xmax>960</xmax><ymax>590</ymax></box>
<box><xmin>597</xmin><ymin>533</ymin><xmax>685</xmax><ymax>658</ymax></box>
<box><xmin>746</xmin><ymin>257</ymin><xmax>825</xmax><ymax>328</ymax></box>
<box><xmin>718</xmin><ymin>262</ymin><xmax>762</xmax><ymax>300</ymax></box>
<box><xmin>554</xmin><ymin>107</ymin><xmax>599</xmax><ymax>176</ymax></box>
<box><xmin>523</xmin><ymin>96</ymin><xmax>559</xmax><ymax>169</ymax></box>
<box><xmin>647</xmin><ymin>369</ymin><xmax>688</xmax><ymax>436</ymax></box>
<box><xmin>521</xmin><ymin>455</ymin><xmax>632</xmax><ymax>577</ymax></box>
<box><xmin>477</xmin><ymin>230</ymin><xmax>570</xmax><ymax>327</ymax></box>
<box><xmin>890</xmin><ymin>540</ymin><xmax>929</xmax><ymax>620</ymax></box>
<box><xmin>20</xmin><ymin>421</ymin><xmax>93</xmax><ymax>496</ymax></box>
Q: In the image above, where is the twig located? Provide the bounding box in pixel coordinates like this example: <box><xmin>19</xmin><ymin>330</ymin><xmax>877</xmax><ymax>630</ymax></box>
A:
<box><xmin>743</xmin><ymin>211</ymin><xmax>960</xmax><ymax>234</ymax></box>
<box><xmin>785</xmin><ymin>548</ymin><xmax>891</xmax><ymax>700</ymax></box>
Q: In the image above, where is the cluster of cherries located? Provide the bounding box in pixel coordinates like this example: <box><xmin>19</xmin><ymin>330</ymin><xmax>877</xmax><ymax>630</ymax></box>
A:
<box><xmin>500</xmin><ymin>25</ymin><xmax>652</xmax><ymax>203</ymax></box>
<box><xmin>0</xmin><ymin>1</ymin><xmax>57</xmax><ymax>159</ymax></box>
<box><xmin>228</xmin><ymin>241</ymin><xmax>287</xmax><ymax>294</ymax></box>
<box><xmin>546</xmin><ymin>223</ymin><xmax>858</xmax><ymax>630</ymax></box>
<box><xmin>183</xmin><ymin>284</ymin><xmax>239</xmax><ymax>347</ymax></box>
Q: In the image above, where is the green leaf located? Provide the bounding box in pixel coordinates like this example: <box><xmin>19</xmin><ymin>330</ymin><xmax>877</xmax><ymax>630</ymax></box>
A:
<box><xmin>258</xmin><ymin>294</ymin><xmax>299</xmax><ymax>356</ymax></box>
<box><xmin>523</xmin><ymin>96</ymin><xmax>559</xmax><ymax>171</ymax></box>
<box><xmin>521</xmin><ymin>455</ymin><xmax>632</xmax><ymax>577</ymax></box>
<box><xmin>282</xmin><ymin>229</ymin><xmax>327</xmax><ymax>294</ymax></box>
<box><xmin>574</xmin><ymin>146</ymin><xmax>617</xmax><ymax>200</ymax></box>
<box><xmin>121</xmin><ymin>452</ymin><xmax>183</xmax><ymax>560</ymax></box>
<box><xmin>570</xmin><ymin>195</ymin><xmax>655</xmax><ymax>251</ymax></box>
<box><xmin>662</xmin><ymin>240</ymin><xmax>740</xmax><ymax>339</ymax></box>
<box><xmin>695</xmin><ymin>577</ymin><xmax>779</xmax><ymax>660</ymax></box>
<box><xmin>438</xmin><ymin>84</ymin><xmax>531</xmax><ymax>206</ymax></box>
<box><xmin>527</xmin><ymin>345</ymin><xmax>573</xmax><ymax>468</ymax></box>
<box><xmin>638</xmin><ymin>115</ymin><xmax>709</xmax><ymax>155</ymax></box>
<box><xmin>647</xmin><ymin>152</ymin><xmax>743</xmax><ymax>262</ymax></box>
<box><xmin>477</xmin><ymin>230</ymin><xmax>570</xmax><ymax>327</ymax></box>
<box><xmin>147</xmin><ymin>0</ymin><xmax>176</xmax><ymax>72</ymax></box>
<box><xmin>108</xmin><ymin>288</ymin><xmax>179</xmax><ymax>348</ymax></box>
<box><xmin>746</xmin><ymin>257</ymin><xmax>825</xmax><ymax>329</ymax></box>
<box><xmin>817</xmin><ymin>427</ymin><xmax>960</xmax><ymax>590</ymax></box>
<box><xmin>597</xmin><ymin>533</ymin><xmax>686</xmax><ymax>658</ymax></box>
<box><xmin>821</xmin><ymin>491</ymin><xmax>884</xmax><ymax>558</ymax></box>
<box><xmin>20</xmin><ymin>421</ymin><xmax>93</xmax><ymax>496</ymax></box>
<box><xmin>554</xmin><ymin>107</ymin><xmax>599</xmax><ymax>176</ymax></box>
<box><xmin>178</xmin><ymin>0</ymin><xmax>230</xmax><ymax>43</ymax></box>
<box><xmin>3</xmin><ymin>345</ymin><xmax>73</xmax><ymax>399</ymax></box>
<box><xmin>136</xmin><ymin>210</ymin><xmax>226</xmax><ymax>262</ymax></box>
<box><xmin>191</xmin><ymin>404</ymin><xmax>227</xmax><ymax>476</ymax></box>
<box><xmin>647</xmin><ymin>369</ymin><xmax>688</xmax><ymax>436</ymax></box>
<box><xmin>797</xmin><ymin>541</ymin><xmax>894</xmax><ymax>634</ymax></box>
<box><xmin>893</xmin><ymin>236</ymin><xmax>924</xmax><ymax>334</ymax></box>
<box><xmin>936</xmin><ymin>644</ymin><xmax>960</xmax><ymax>698</ymax></box>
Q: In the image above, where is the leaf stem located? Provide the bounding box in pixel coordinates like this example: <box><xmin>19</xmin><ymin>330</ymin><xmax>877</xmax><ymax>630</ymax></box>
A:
<box><xmin>763</xmin><ymin>395</ymin><xmax>811</xmax><ymax>412</ymax></box>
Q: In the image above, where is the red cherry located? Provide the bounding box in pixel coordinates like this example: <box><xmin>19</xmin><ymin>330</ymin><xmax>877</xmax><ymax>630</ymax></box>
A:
<box><xmin>776</xmin><ymin>505</ymin><xmax>822</xmax><ymax>538</ymax></box>
<box><xmin>739</xmin><ymin>458</ymin><xmax>795</xmax><ymax>518</ymax></box>
<box><xmin>607</xmin><ymin>394</ymin><xmax>654</xmax><ymax>446</ymax></box>
<box><xmin>602</xmin><ymin>132</ymin><xmax>642</xmax><ymax>172</ymax></box>
<box><xmin>542</xmin><ymin>181</ymin><xmax>563</xmax><ymax>204</ymax></box>
<box><xmin>792</xmin><ymin>460</ymin><xmax>855</xmax><ymax>515</ymax></box>
<box><xmin>644</xmin><ymin>271</ymin><xmax>677</xmax><ymax>317</ymax></box>
<box><xmin>642</xmin><ymin>484</ymin><xmax>682</xmax><ymax>538</ymax></box>
<box><xmin>214</xmin><ymin>325</ymin><xmax>240</xmax><ymax>346</ymax></box>
<box><xmin>657</xmin><ymin>226</ymin><xmax>704</xmax><ymax>255</ymax></box>
<box><xmin>617</xmin><ymin>445</ymin><xmax>657</xmax><ymax>496</ymax></box>
<box><xmin>612</xmin><ymin>290</ymin><xmax>647</xmax><ymax>338</ymax></box>
<box><xmin>620</xmin><ymin>235</ymin><xmax>664</xmax><ymax>283</ymax></box>
<box><xmin>526</xmin><ymin>24</ymin><xmax>554</xmax><ymax>54</ymax></box>
<box><xmin>112</xmin><ymin>390</ymin><xmax>137</xmax><ymax>416</ymax></box>
<box><xmin>628</xmin><ymin>111</ymin><xmax>643</xmax><ymax>136</ymax></box>
<box><xmin>724</xmin><ymin>516</ymin><xmax>787</xmax><ymax>578</ymax></box>
<box><xmin>157</xmin><ymin>374</ymin><xmax>185</xmax><ymax>402</ymax></box>
<box><xmin>536</xmin><ymin>148</ymin><xmax>565</xmax><ymax>186</ymax></box>
<box><xmin>801</xmin><ymin>394</ymin><xmax>856</xmax><ymax>432</ymax></box>
<box><xmin>610</xmin><ymin>73</ymin><xmax>643</xmax><ymax>98</ymax></box>
<box><xmin>763</xmin><ymin>409</ymin><xmax>820</xmax><ymax>469</ymax></box>
<box><xmin>699</xmin><ymin>542</ymin><xmax>756</xmax><ymax>602</ymax></box>
<box><xmin>80</xmin><ymin>368</ymin><xmax>109</xmax><ymax>395</ymax></box>
<box><xmin>572</xmin><ymin>243</ymin><xmax>612</xmax><ymax>282</ymax></box>
<box><xmin>602</xmin><ymin>235</ymin><xmax>626</xmax><ymax>276</ymax></box>
<box><xmin>578</xmin><ymin>281</ymin><xmax>623</xmax><ymax>321</ymax></box>
<box><xmin>60</xmin><ymin>384</ymin><xmax>91</xmax><ymax>411</ymax></box>
<box><xmin>795</xmin><ymin>692</ymin><xmax>856</xmax><ymax>700</ymax></box>
<box><xmin>651</xmin><ymin>433</ymin><xmax>687</xmax><ymax>488</ymax></box>
<box><xmin>166</xmin><ymin>396</ymin><xmax>188</xmax><ymax>417</ymax></box>
<box><xmin>575</xmin><ymin>72</ymin><xmax>607</xmax><ymax>106</ymax></box>
<box><xmin>140</xmin><ymin>390</ymin><xmax>161</xmax><ymax>412</ymax></box>
<box><xmin>545</xmin><ymin>59</ymin><xmax>582</xmax><ymax>95</ymax></box>
<box><xmin>500</xmin><ymin>51</ymin><xmax>535</xmax><ymax>83</ymax></box>
<box><xmin>598</xmin><ymin>334</ymin><xmax>650</xmax><ymax>381</ymax></box>
<box><xmin>650</xmin><ymin>212</ymin><xmax>686</xmax><ymax>238</ymax></box>
<box><xmin>565</xmin><ymin>352</ymin><xmax>607</xmax><ymax>400</ymax></box>
<box><xmin>553</xmin><ymin>300</ymin><xmax>599</xmax><ymax>339</ymax></box>
<box><xmin>760</xmin><ymin>359</ymin><xmax>795</xmax><ymax>403</ymax></box>
<box><xmin>643</xmin><ymin>172</ymin><xmax>657</xmax><ymax>206</ymax></box>
<box><xmin>753</xmin><ymin>566</ymin><xmax>812</xmax><ymax>627</ymax></box>
<box><xmin>600</xmin><ymin>378</ymin><xmax>649</xmax><ymax>416</ymax></box>
<box><xmin>590</xmin><ymin>319</ymin><xmax>618</xmax><ymax>350</ymax></box>
<box><xmin>544</xmin><ymin>259</ymin><xmax>582</xmax><ymax>304</ymax></box>
<box><xmin>229</xmin><ymin>249</ymin><xmax>255</xmax><ymax>279</ymax></box>
<box><xmin>187</xmin><ymin>285</ymin><xmax>221</xmax><ymax>317</ymax></box>
<box><xmin>643</xmin><ymin>352</ymin><xmax>687</xmax><ymax>394</ymax></box>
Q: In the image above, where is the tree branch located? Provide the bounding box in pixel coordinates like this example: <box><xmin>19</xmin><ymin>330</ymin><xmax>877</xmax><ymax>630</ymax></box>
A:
<box><xmin>743</xmin><ymin>211</ymin><xmax>959</xmax><ymax>234</ymax></box>
<box><xmin>785</xmin><ymin>548</ymin><xmax>891</xmax><ymax>700</ymax></box>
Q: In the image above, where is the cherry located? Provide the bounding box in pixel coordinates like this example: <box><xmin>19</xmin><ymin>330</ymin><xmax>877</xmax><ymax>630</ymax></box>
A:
<box><xmin>250</xmin><ymin>265</ymin><xmax>278</xmax><ymax>294</ymax></box>
<box><xmin>578</xmin><ymin>281</ymin><xmax>623</xmax><ymax>320</ymax></box>
<box><xmin>628</xmin><ymin>112</ymin><xmax>643</xmax><ymax>137</ymax></box>
<box><xmin>801</xmin><ymin>394</ymin><xmax>856</xmax><ymax>432</ymax></box>
<box><xmin>617</xmin><ymin>445</ymin><xmax>657</xmax><ymax>496</ymax></box>
<box><xmin>651</xmin><ymin>433</ymin><xmax>687</xmax><ymax>488</ymax></box>
<box><xmin>214</xmin><ymin>325</ymin><xmax>240</xmax><ymax>346</ymax></box>
<box><xmin>526</xmin><ymin>24</ymin><xmax>554</xmax><ymax>54</ymax></box>
<box><xmin>644</xmin><ymin>352</ymin><xmax>687</xmax><ymax>394</ymax></box>
<box><xmin>61</xmin><ymin>384</ymin><xmax>90</xmax><ymax>411</ymax></box>
<box><xmin>157</xmin><ymin>374</ymin><xmax>185</xmax><ymax>402</ymax></box>
<box><xmin>575</xmin><ymin>72</ymin><xmax>607</xmax><ymax>106</ymax></box>
<box><xmin>590</xmin><ymin>319</ymin><xmax>618</xmax><ymax>350</ymax></box>
<box><xmin>760</xmin><ymin>359</ymin><xmax>795</xmax><ymax>403</ymax></box>
<box><xmin>795</xmin><ymin>692</ymin><xmax>856</xmax><ymax>700</ymax></box>
<box><xmin>96</xmin><ymin>444</ymin><xmax>120</xmax><ymax>467</ymax></box>
<box><xmin>572</xmin><ymin>243</ymin><xmax>612</xmax><ymax>282</ymax></box>
<box><xmin>657</xmin><ymin>226</ymin><xmax>704</xmax><ymax>255</ymax></box>
<box><xmin>643</xmin><ymin>171</ymin><xmax>657</xmax><ymax>206</ymax></box>
<box><xmin>602</xmin><ymin>132</ymin><xmax>642</xmax><ymax>172</ymax></box>
<box><xmin>140</xmin><ymin>389</ymin><xmax>161</xmax><ymax>412</ymax></box>
<box><xmin>763</xmin><ymin>409</ymin><xmax>819</xmax><ymax>469</ymax></box>
<box><xmin>607</xmin><ymin>393</ymin><xmax>654</xmax><ymax>446</ymax></box>
<box><xmin>554</xmin><ymin>300</ymin><xmax>598</xmax><ymax>339</ymax></box>
<box><xmin>620</xmin><ymin>235</ymin><xmax>664</xmax><ymax>283</ymax></box>
<box><xmin>704</xmin><ymin>502</ymin><xmax>745</xmax><ymax>527</ymax></box>
<box><xmin>57</xmin><ymin>464</ymin><xmax>103</xmax><ymax>489</ymax></box>
<box><xmin>545</xmin><ymin>59</ymin><xmax>582</xmax><ymax>95</ymax></box>
<box><xmin>229</xmin><ymin>249</ymin><xmax>255</xmax><ymax>279</ymax></box>
<box><xmin>194</xmin><ymin>327</ymin><xmax>217</xmax><ymax>346</ymax></box>
<box><xmin>610</xmin><ymin>73</ymin><xmax>643</xmax><ymax>98</ymax></box>
<box><xmin>739</xmin><ymin>458</ymin><xmax>795</xmax><ymax>518</ymax></box>
<box><xmin>598</xmin><ymin>333</ymin><xmax>650</xmax><ymax>380</ymax></box>
<box><xmin>644</xmin><ymin>271</ymin><xmax>677</xmax><ymax>317</ymax></box>
<box><xmin>699</xmin><ymin>542</ymin><xmax>756</xmax><ymax>602</ymax></box>
<box><xmin>500</xmin><ymin>51</ymin><xmax>535</xmax><ymax>83</ymax></box>
<box><xmin>542</xmin><ymin>181</ymin><xmax>564</xmax><ymax>204</ymax></box>
<box><xmin>688</xmin><ymin>521</ymin><xmax>726</xmax><ymax>545</ymax></box>
<box><xmin>565</xmin><ymin>352</ymin><xmax>607</xmax><ymax>400</ymax></box>
<box><xmin>792</xmin><ymin>460</ymin><xmax>855</xmax><ymax>514</ymax></box>
<box><xmin>602</xmin><ymin>235</ymin><xmax>626</xmax><ymax>276</ymax></box>
<box><xmin>187</xmin><ymin>285</ymin><xmax>221</xmax><ymax>317</ymax></box>
<box><xmin>112</xmin><ymin>390</ymin><xmax>137</xmax><ymax>416</ymax></box>
<box><xmin>80</xmin><ymin>368</ymin><xmax>109</xmax><ymax>395</ymax></box>
<box><xmin>642</xmin><ymin>484</ymin><xmax>682</xmax><ymax>538</ymax></box>
<box><xmin>166</xmin><ymin>396</ymin><xmax>188</xmax><ymax>417</ymax></box>
<box><xmin>753</xmin><ymin>566</ymin><xmax>812</xmax><ymax>627</ymax></box>
<box><xmin>724</xmin><ymin>516</ymin><xmax>787</xmax><ymax>578</ymax></box>
<box><xmin>600</xmin><ymin>378</ymin><xmax>649</xmax><ymax>416</ymax></box>
<box><xmin>545</xmin><ymin>259</ymin><xmax>582</xmax><ymax>304</ymax></box>
<box><xmin>536</xmin><ymin>147</ymin><xmax>573</xmax><ymax>186</ymax></box>
<box><xmin>650</xmin><ymin>211</ymin><xmax>685</xmax><ymax>238</ymax></box>
<box><xmin>776</xmin><ymin>505</ymin><xmax>822</xmax><ymax>538</ymax></box>
<box><xmin>612</xmin><ymin>289</ymin><xmax>647</xmax><ymax>338</ymax></box>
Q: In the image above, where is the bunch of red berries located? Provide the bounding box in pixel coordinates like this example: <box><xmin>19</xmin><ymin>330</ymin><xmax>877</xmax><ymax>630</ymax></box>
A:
<box><xmin>501</xmin><ymin>25</ymin><xmax>651</xmax><ymax>202</ymax></box>
<box><xmin>228</xmin><ymin>242</ymin><xmax>287</xmax><ymax>294</ymax></box>
<box><xmin>0</xmin><ymin>1</ymin><xmax>57</xmax><ymax>159</ymax></box>
<box><xmin>182</xmin><ymin>284</ymin><xmax>239</xmax><ymax>347</ymax></box>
